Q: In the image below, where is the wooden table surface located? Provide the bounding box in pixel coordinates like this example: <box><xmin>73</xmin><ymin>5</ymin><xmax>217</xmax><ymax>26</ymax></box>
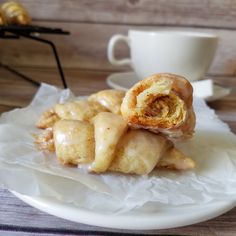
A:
<box><xmin>0</xmin><ymin>67</ymin><xmax>236</xmax><ymax>236</ymax></box>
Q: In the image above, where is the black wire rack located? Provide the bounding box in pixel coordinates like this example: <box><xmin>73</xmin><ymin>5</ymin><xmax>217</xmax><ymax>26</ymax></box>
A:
<box><xmin>0</xmin><ymin>25</ymin><xmax>70</xmax><ymax>88</ymax></box>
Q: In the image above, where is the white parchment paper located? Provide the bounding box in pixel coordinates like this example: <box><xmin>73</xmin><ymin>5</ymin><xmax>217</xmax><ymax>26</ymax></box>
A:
<box><xmin>0</xmin><ymin>83</ymin><xmax>236</xmax><ymax>214</ymax></box>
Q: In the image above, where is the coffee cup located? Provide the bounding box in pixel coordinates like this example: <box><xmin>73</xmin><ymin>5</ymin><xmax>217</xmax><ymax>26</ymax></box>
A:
<box><xmin>107</xmin><ymin>30</ymin><xmax>218</xmax><ymax>82</ymax></box>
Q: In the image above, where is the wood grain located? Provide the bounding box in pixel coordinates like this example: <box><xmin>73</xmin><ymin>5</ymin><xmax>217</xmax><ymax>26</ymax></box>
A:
<box><xmin>0</xmin><ymin>67</ymin><xmax>236</xmax><ymax>235</ymax></box>
<box><xmin>0</xmin><ymin>67</ymin><xmax>110</xmax><ymax>107</ymax></box>
<box><xmin>0</xmin><ymin>67</ymin><xmax>236</xmax><ymax>133</ymax></box>
<box><xmin>0</xmin><ymin>189</ymin><xmax>236</xmax><ymax>236</ymax></box>
<box><xmin>0</xmin><ymin>190</ymin><xmax>102</xmax><ymax>235</ymax></box>
<box><xmin>0</xmin><ymin>1</ymin><xmax>236</xmax><ymax>77</ymax></box>
<box><xmin>0</xmin><ymin>232</ymin><xmax>79</xmax><ymax>236</ymax></box>
<box><xmin>1</xmin><ymin>0</ymin><xmax>236</xmax><ymax>29</ymax></box>
<box><xmin>0</xmin><ymin>1</ymin><xmax>236</xmax><ymax>233</ymax></box>
<box><xmin>1</xmin><ymin>22</ymin><xmax>236</xmax><ymax>76</ymax></box>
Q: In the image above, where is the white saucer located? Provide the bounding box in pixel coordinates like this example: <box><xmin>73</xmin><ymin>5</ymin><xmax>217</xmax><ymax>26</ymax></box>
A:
<box><xmin>13</xmin><ymin>191</ymin><xmax>236</xmax><ymax>230</ymax></box>
<box><xmin>107</xmin><ymin>72</ymin><xmax>231</xmax><ymax>102</ymax></box>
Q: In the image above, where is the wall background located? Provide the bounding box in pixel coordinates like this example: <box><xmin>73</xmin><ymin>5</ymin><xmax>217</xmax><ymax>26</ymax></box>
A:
<box><xmin>0</xmin><ymin>0</ymin><xmax>236</xmax><ymax>77</ymax></box>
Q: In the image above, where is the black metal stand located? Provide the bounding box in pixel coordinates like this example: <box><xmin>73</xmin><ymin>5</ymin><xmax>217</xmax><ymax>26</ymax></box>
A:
<box><xmin>0</xmin><ymin>25</ymin><xmax>70</xmax><ymax>88</ymax></box>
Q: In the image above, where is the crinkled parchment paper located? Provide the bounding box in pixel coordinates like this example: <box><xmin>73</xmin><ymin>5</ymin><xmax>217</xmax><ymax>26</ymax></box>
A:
<box><xmin>0</xmin><ymin>83</ymin><xmax>236</xmax><ymax>214</ymax></box>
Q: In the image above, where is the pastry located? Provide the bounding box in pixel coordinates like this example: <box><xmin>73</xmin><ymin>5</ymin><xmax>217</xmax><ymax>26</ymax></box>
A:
<box><xmin>34</xmin><ymin>128</ymin><xmax>54</xmax><ymax>152</ymax></box>
<box><xmin>53</xmin><ymin>119</ymin><xmax>95</xmax><ymax>165</ymax></box>
<box><xmin>157</xmin><ymin>146</ymin><xmax>195</xmax><ymax>170</ymax></box>
<box><xmin>54</xmin><ymin>100</ymin><xmax>107</xmax><ymax>122</ymax></box>
<box><xmin>90</xmin><ymin>112</ymin><xmax>127</xmax><ymax>173</ymax></box>
<box><xmin>121</xmin><ymin>73</ymin><xmax>196</xmax><ymax>139</ymax></box>
<box><xmin>35</xmin><ymin>76</ymin><xmax>196</xmax><ymax>175</ymax></box>
<box><xmin>36</xmin><ymin>100</ymin><xmax>108</xmax><ymax>129</ymax></box>
<box><xmin>36</xmin><ymin>109</ymin><xmax>60</xmax><ymax>129</ymax></box>
<box><xmin>88</xmin><ymin>89</ymin><xmax>126</xmax><ymax>114</ymax></box>
<box><xmin>37</xmin><ymin>90</ymin><xmax>125</xmax><ymax>129</ymax></box>
<box><xmin>35</xmin><ymin>114</ymin><xmax>195</xmax><ymax>174</ymax></box>
<box><xmin>1</xmin><ymin>1</ymin><xmax>31</xmax><ymax>25</ymax></box>
<box><xmin>109</xmin><ymin>129</ymin><xmax>168</xmax><ymax>175</ymax></box>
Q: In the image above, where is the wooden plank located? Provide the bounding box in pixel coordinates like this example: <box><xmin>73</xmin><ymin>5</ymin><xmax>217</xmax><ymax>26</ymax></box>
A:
<box><xmin>0</xmin><ymin>67</ymin><xmax>110</xmax><ymax>107</ymax></box>
<box><xmin>0</xmin><ymin>189</ymin><xmax>236</xmax><ymax>235</ymax></box>
<box><xmin>1</xmin><ymin>0</ymin><xmax>236</xmax><ymax>29</ymax></box>
<box><xmin>1</xmin><ymin>67</ymin><xmax>236</xmax><ymax>105</ymax></box>
<box><xmin>0</xmin><ymin>189</ymin><xmax>109</xmax><ymax>234</ymax></box>
<box><xmin>0</xmin><ymin>231</ymin><xmax>79</xmax><ymax>236</ymax></box>
<box><xmin>0</xmin><ymin>105</ymin><xmax>15</xmax><ymax>114</ymax></box>
<box><xmin>0</xmin><ymin>67</ymin><xmax>236</xmax><ymax>235</ymax></box>
<box><xmin>1</xmin><ymin>22</ymin><xmax>236</xmax><ymax>75</ymax></box>
<box><xmin>0</xmin><ymin>67</ymin><xmax>236</xmax><ymax>133</ymax></box>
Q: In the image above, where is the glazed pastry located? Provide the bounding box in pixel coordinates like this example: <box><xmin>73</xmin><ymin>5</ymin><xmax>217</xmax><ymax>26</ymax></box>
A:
<box><xmin>88</xmin><ymin>89</ymin><xmax>126</xmax><ymax>114</ymax></box>
<box><xmin>35</xmin><ymin>84</ymin><xmax>196</xmax><ymax>174</ymax></box>
<box><xmin>34</xmin><ymin>129</ymin><xmax>54</xmax><ymax>152</ymax></box>
<box><xmin>157</xmin><ymin>146</ymin><xmax>195</xmax><ymax>170</ymax></box>
<box><xmin>121</xmin><ymin>73</ymin><xmax>196</xmax><ymax>139</ymax></box>
<box><xmin>110</xmin><ymin>131</ymin><xmax>195</xmax><ymax>174</ymax></box>
<box><xmin>90</xmin><ymin>112</ymin><xmax>127</xmax><ymax>173</ymax></box>
<box><xmin>54</xmin><ymin>100</ymin><xmax>107</xmax><ymax>122</ymax></box>
<box><xmin>36</xmin><ymin>109</ymin><xmax>60</xmax><ymax>129</ymax></box>
<box><xmin>1</xmin><ymin>1</ymin><xmax>31</xmax><ymax>25</ymax></box>
<box><xmin>53</xmin><ymin>119</ymin><xmax>95</xmax><ymax>165</ymax></box>
<box><xmin>109</xmin><ymin>129</ymin><xmax>168</xmax><ymax>175</ymax></box>
<box><xmin>35</xmin><ymin>118</ymin><xmax>195</xmax><ymax>174</ymax></box>
<box><xmin>36</xmin><ymin>100</ymin><xmax>108</xmax><ymax>129</ymax></box>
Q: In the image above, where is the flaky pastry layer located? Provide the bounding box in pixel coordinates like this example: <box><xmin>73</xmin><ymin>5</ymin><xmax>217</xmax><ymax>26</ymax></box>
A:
<box><xmin>121</xmin><ymin>73</ymin><xmax>196</xmax><ymax>139</ymax></box>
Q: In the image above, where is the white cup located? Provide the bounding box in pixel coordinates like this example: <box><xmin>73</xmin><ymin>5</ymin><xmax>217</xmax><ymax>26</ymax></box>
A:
<box><xmin>107</xmin><ymin>30</ymin><xmax>218</xmax><ymax>82</ymax></box>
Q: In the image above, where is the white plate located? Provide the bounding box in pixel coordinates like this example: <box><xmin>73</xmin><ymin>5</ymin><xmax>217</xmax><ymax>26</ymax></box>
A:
<box><xmin>107</xmin><ymin>72</ymin><xmax>231</xmax><ymax>102</ymax></box>
<box><xmin>13</xmin><ymin>191</ymin><xmax>235</xmax><ymax>230</ymax></box>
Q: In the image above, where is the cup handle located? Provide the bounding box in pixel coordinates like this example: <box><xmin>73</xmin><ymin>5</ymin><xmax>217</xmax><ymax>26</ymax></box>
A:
<box><xmin>107</xmin><ymin>34</ymin><xmax>132</xmax><ymax>66</ymax></box>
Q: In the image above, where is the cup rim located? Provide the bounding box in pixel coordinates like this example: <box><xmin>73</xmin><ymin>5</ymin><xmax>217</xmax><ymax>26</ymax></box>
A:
<box><xmin>129</xmin><ymin>29</ymin><xmax>218</xmax><ymax>39</ymax></box>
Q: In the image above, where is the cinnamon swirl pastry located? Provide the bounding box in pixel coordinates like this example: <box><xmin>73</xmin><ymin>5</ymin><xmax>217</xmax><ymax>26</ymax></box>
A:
<box><xmin>121</xmin><ymin>73</ymin><xmax>196</xmax><ymax>139</ymax></box>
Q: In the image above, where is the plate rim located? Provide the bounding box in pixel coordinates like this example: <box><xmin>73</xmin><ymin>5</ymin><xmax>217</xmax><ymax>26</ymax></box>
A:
<box><xmin>12</xmin><ymin>191</ymin><xmax>236</xmax><ymax>230</ymax></box>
